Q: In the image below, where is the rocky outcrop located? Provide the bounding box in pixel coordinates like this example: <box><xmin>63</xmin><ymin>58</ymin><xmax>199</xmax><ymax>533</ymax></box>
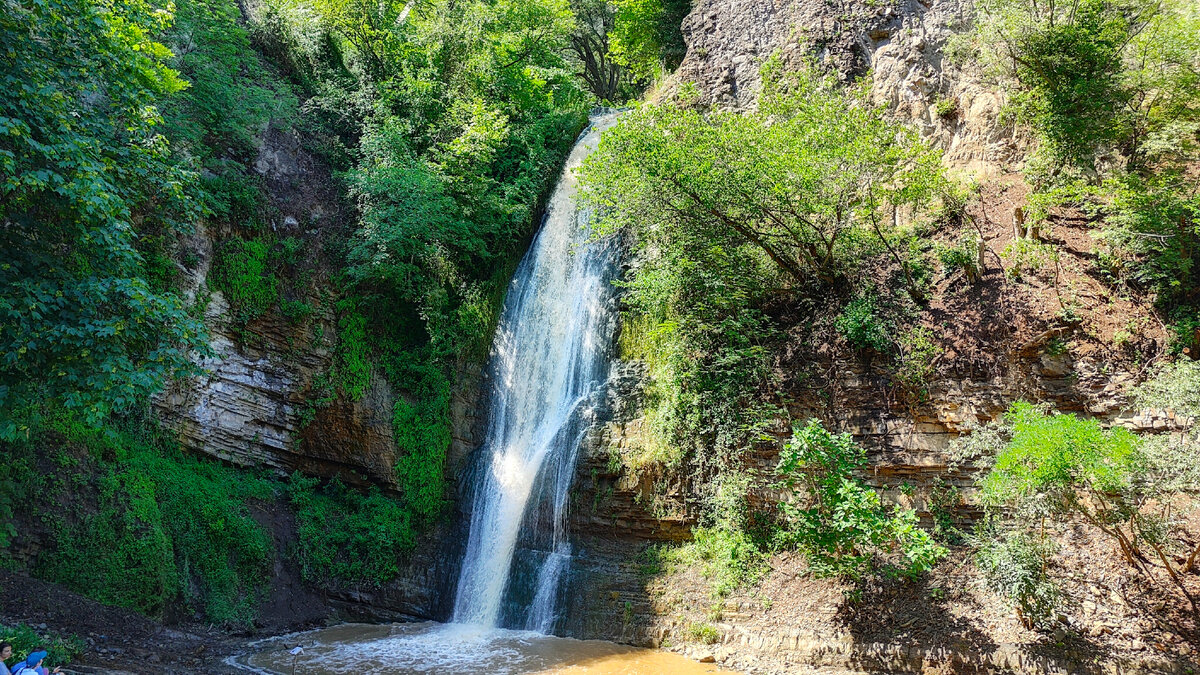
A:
<box><xmin>153</xmin><ymin>124</ymin><xmax>409</xmax><ymax>486</ymax></box>
<box><xmin>672</xmin><ymin>0</ymin><xmax>1021</xmax><ymax>173</ymax></box>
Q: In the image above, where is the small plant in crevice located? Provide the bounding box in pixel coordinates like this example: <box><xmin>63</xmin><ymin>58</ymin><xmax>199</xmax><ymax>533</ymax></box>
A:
<box><xmin>933</xmin><ymin>95</ymin><xmax>959</xmax><ymax>119</ymax></box>
<box><xmin>893</xmin><ymin>326</ymin><xmax>941</xmax><ymax>397</ymax></box>
<box><xmin>685</xmin><ymin>621</ymin><xmax>721</xmax><ymax>645</ymax></box>
<box><xmin>836</xmin><ymin>293</ymin><xmax>893</xmax><ymax>353</ymax></box>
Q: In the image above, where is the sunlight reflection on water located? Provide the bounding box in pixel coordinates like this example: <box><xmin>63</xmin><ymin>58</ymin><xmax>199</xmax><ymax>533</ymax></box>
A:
<box><xmin>235</xmin><ymin>621</ymin><xmax>735</xmax><ymax>675</ymax></box>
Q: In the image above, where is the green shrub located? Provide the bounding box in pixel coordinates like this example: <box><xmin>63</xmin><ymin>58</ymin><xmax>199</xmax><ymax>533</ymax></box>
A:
<box><xmin>211</xmin><ymin>237</ymin><xmax>279</xmax><ymax>324</ymax></box>
<box><xmin>1132</xmin><ymin>360</ymin><xmax>1200</xmax><ymax>492</ymax></box>
<box><xmin>977</xmin><ymin>402</ymin><xmax>1199</xmax><ymax>614</ymax></box>
<box><xmin>0</xmin><ymin>0</ymin><xmax>209</xmax><ymax>436</ymax></box>
<box><xmin>286</xmin><ymin>474</ymin><xmax>416</xmax><ymax>585</ymax></box>
<box><xmin>836</xmin><ymin>294</ymin><xmax>892</xmax><ymax>352</ymax></box>
<box><xmin>774</xmin><ymin>420</ymin><xmax>946</xmax><ymax>580</ymax></box>
<box><xmin>281</xmin><ymin>298</ymin><xmax>315</xmax><ymax>323</ymax></box>
<box><xmin>0</xmin><ymin>624</ymin><xmax>85</xmax><ymax>668</ymax></box>
<box><xmin>968</xmin><ymin>0</ymin><xmax>1200</xmax><ymax>310</ymax></box>
<box><xmin>893</xmin><ymin>326</ymin><xmax>940</xmax><ymax>393</ymax></box>
<box><xmin>1166</xmin><ymin>309</ymin><xmax>1200</xmax><ymax>356</ymax></box>
<box><xmin>388</xmin><ymin>361</ymin><xmax>451</xmax><ymax>523</ymax></box>
<box><xmin>685</xmin><ymin>621</ymin><xmax>721</xmax><ymax>645</ymax></box>
<box><xmin>933</xmin><ymin>96</ymin><xmax>958</xmax><ymax>119</ymax></box>
<box><xmin>975</xmin><ymin>529</ymin><xmax>1062</xmax><ymax>628</ymax></box>
<box><xmin>936</xmin><ymin>234</ymin><xmax>980</xmax><ymax>279</ymax></box>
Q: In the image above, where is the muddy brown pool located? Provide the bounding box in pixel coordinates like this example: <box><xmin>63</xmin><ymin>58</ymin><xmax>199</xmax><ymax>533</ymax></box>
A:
<box><xmin>234</xmin><ymin>622</ymin><xmax>735</xmax><ymax>674</ymax></box>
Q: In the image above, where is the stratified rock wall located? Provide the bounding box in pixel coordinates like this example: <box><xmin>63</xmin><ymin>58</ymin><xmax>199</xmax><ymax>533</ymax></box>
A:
<box><xmin>154</xmin><ymin>124</ymin><xmax>485</xmax><ymax>490</ymax></box>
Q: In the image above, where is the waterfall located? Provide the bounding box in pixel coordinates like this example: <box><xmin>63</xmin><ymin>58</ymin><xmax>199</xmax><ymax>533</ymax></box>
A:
<box><xmin>452</xmin><ymin>112</ymin><xmax>622</xmax><ymax>631</ymax></box>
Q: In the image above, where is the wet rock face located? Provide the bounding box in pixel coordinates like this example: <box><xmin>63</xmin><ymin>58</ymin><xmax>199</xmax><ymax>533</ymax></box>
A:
<box><xmin>153</xmin><ymin>289</ymin><xmax>402</xmax><ymax>486</ymax></box>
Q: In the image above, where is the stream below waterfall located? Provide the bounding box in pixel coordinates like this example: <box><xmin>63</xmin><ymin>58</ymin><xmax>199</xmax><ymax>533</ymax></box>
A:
<box><xmin>234</xmin><ymin>623</ymin><xmax>732</xmax><ymax>674</ymax></box>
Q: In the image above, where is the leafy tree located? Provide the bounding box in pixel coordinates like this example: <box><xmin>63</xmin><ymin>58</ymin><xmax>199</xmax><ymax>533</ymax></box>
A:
<box><xmin>609</xmin><ymin>0</ymin><xmax>689</xmax><ymax>80</ymax></box>
<box><xmin>568</xmin><ymin>0</ymin><xmax>634</xmax><ymax>101</ymax></box>
<box><xmin>580</xmin><ymin>61</ymin><xmax>945</xmax><ymax>296</ymax></box>
<box><xmin>972</xmin><ymin>0</ymin><xmax>1200</xmax><ymax>172</ymax></box>
<box><xmin>978</xmin><ymin>402</ymin><xmax>1199</xmax><ymax>615</ymax></box>
<box><xmin>967</xmin><ymin>0</ymin><xmax>1200</xmax><ymax>308</ymax></box>
<box><xmin>774</xmin><ymin>420</ymin><xmax>946</xmax><ymax>581</ymax></box>
<box><xmin>0</xmin><ymin>0</ymin><xmax>208</xmax><ymax>438</ymax></box>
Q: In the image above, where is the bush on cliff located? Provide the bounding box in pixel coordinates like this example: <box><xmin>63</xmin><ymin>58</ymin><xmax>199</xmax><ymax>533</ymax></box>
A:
<box><xmin>774</xmin><ymin>420</ymin><xmax>946</xmax><ymax>581</ymax></box>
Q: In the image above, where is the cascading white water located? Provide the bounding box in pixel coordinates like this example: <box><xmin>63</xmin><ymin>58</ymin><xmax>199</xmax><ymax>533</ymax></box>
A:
<box><xmin>452</xmin><ymin>112</ymin><xmax>622</xmax><ymax>631</ymax></box>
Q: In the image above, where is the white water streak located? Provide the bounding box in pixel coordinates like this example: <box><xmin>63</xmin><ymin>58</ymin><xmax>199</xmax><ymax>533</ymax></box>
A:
<box><xmin>452</xmin><ymin>112</ymin><xmax>622</xmax><ymax>629</ymax></box>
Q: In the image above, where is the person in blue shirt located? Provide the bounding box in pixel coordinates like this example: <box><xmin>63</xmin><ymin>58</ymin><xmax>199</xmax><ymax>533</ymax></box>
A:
<box><xmin>11</xmin><ymin>650</ymin><xmax>60</xmax><ymax>675</ymax></box>
<box><xmin>0</xmin><ymin>642</ymin><xmax>13</xmax><ymax>675</ymax></box>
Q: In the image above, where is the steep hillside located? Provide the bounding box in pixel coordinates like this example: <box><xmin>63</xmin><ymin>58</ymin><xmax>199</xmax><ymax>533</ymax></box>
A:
<box><xmin>558</xmin><ymin>0</ymin><xmax>1200</xmax><ymax>672</ymax></box>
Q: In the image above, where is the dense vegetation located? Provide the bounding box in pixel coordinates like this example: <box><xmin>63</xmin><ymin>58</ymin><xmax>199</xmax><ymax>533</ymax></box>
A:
<box><xmin>581</xmin><ymin>63</ymin><xmax>946</xmax><ymax>479</ymax></box>
<box><xmin>962</xmin><ymin>0</ymin><xmax>1200</xmax><ymax>350</ymax></box>
<box><xmin>0</xmin><ymin>0</ymin><xmax>694</xmax><ymax>626</ymax></box>
<box><xmin>2</xmin><ymin>0</ymin><xmax>1197</xmax><ymax>649</ymax></box>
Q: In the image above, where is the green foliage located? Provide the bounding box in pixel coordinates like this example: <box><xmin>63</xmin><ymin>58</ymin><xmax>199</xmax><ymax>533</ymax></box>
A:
<box><xmin>665</xmin><ymin>526</ymin><xmax>769</xmax><ymax>599</ymax></box>
<box><xmin>210</xmin><ymin>238</ymin><xmax>280</xmax><ymax>324</ymax></box>
<box><xmin>162</xmin><ymin>0</ymin><xmax>298</xmax><ymax>163</ymax></box>
<box><xmin>242</xmin><ymin>0</ymin><xmax>593</xmax><ymax>542</ymax></box>
<box><xmin>280</xmin><ymin>298</ymin><xmax>316</xmax><ymax>323</ymax></box>
<box><xmin>976</xmin><ymin>401</ymin><xmax>1199</xmax><ymax>614</ymax></box>
<box><xmin>389</xmin><ymin>363</ymin><xmax>452</xmax><ymax>523</ymax></box>
<box><xmin>1167</xmin><ymin>309</ymin><xmax>1200</xmax><ymax>356</ymax></box>
<box><xmin>567</xmin><ymin>0</ymin><xmax>637</xmax><ymax>101</ymax></box>
<box><xmin>286</xmin><ymin>474</ymin><xmax>416</xmax><ymax>585</ymax></box>
<box><xmin>4</xmin><ymin>409</ymin><xmax>274</xmax><ymax>625</ymax></box>
<box><xmin>0</xmin><ymin>0</ymin><xmax>209</xmax><ymax>437</ymax></box>
<box><xmin>1132</xmin><ymin>360</ymin><xmax>1200</xmax><ymax>492</ymax></box>
<box><xmin>935</xmin><ymin>234</ymin><xmax>981</xmax><ymax>279</ymax></box>
<box><xmin>893</xmin><ymin>326</ymin><xmax>940</xmax><ymax>393</ymax></box>
<box><xmin>582</xmin><ymin>62</ymin><xmax>947</xmax><ymax>481</ymax></box>
<box><xmin>972</xmin><ymin>0</ymin><xmax>1200</xmax><ymax>172</ymax></box>
<box><xmin>684</xmin><ymin>621</ymin><xmax>721</xmax><ymax>645</ymax></box>
<box><xmin>979</xmin><ymin>402</ymin><xmax>1143</xmax><ymax>514</ymax></box>
<box><xmin>609</xmin><ymin>0</ymin><xmax>690</xmax><ymax>80</ymax></box>
<box><xmin>1000</xmin><ymin>238</ymin><xmax>1054</xmax><ymax>281</ymax></box>
<box><xmin>975</xmin><ymin>529</ymin><xmax>1062</xmax><ymax>628</ymax></box>
<box><xmin>1133</xmin><ymin>359</ymin><xmax>1200</xmax><ymax>417</ymax></box>
<box><xmin>333</xmin><ymin>306</ymin><xmax>371</xmax><ymax>400</ymax></box>
<box><xmin>933</xmin><ymin>96</ymin><xmax>958</xmax><ymax>119</ymax></box>
<box><xmin>1095</xmin><ymin>173</ymin><xmax>1200</xmax><ymax>301</ymax></box>
<box><xmin>836</xmin><ymin>294</ymin><xmax>892</xmax><ymax>352</ymax></box>
<box><xmin>968</xmin><ymin>0</ymin><xmax>1200</xmax><ymax>312</ymax></box>
<box><xmin>581</xmin><ymin>60</ymin><xmax>946</xmax><ymax>292</ymax></box>
<box><xmin>0</xmin><ymin>624</ymin><xmax>85</xmax><ymax>668</ymax></box>
<box><xmin>774</xmin><ymin>420</ymin><xmax>945</xmax><ymax>581</ymax></box>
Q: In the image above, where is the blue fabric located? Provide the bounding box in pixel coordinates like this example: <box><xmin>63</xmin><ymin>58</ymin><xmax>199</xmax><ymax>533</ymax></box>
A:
<box><xmin>12</xmin><ymin>652</ymin><xmax>46</xmax><ymax>675</ymax></box>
